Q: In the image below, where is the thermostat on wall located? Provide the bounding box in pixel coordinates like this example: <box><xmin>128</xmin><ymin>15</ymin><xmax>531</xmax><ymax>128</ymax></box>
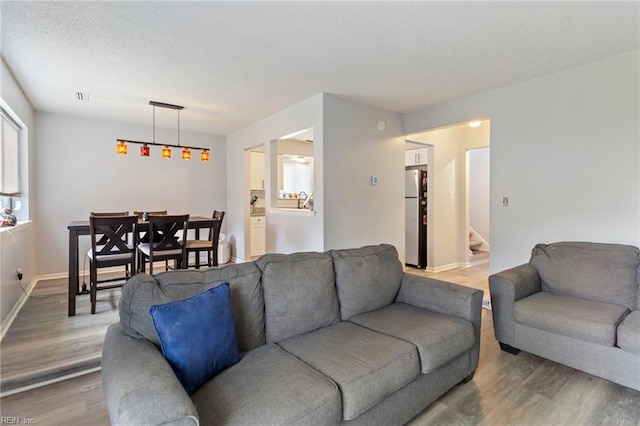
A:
<box><xmin>371</xmin><ymin>176</ymin><xmax>379</xmax><ymax>185</ymax></box>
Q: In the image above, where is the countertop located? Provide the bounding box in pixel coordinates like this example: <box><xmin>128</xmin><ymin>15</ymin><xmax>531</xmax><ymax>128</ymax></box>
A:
<box><xmin>250</xmin><ymin>207</ymin><xmax>265</xmax><ymax>217</ymax></box>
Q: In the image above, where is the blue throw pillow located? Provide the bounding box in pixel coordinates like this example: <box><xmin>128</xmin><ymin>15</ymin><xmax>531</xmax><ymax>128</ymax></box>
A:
<box><xmin>150</xmin><ymin>282</ymin><xmax>241</xmax><ymax>394</ymax></box>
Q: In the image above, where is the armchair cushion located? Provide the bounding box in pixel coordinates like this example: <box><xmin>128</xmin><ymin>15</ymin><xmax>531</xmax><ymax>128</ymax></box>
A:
<box><xmin>513</xmin><ymin>292</ymin><xmax>629</xmax><ymax>346</ymax></box>
<box><xmin>530</xmin><ymin>242</ymin><xmax>639</xmax><ymax>309</ymax></box>
<box><xmin>150</xmin><ymin>282</ymin><xmax>241</xmax><ymax>394</ymax></box>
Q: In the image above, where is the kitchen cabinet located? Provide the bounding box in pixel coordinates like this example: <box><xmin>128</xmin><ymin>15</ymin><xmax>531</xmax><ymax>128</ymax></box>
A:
<box><xmin>405</xmin><ymin>148</ymin><xmax>428</xmax><ymax>166</ymax></box>
<box><xmin>250</xmin><ymin>151</ymin><xmax>265</xmax><ymax>190</ymax></box>
<box><xmin>250</xmin><ymin>216</ymin><xmax>266</xmax><ymax>257</ymax></box>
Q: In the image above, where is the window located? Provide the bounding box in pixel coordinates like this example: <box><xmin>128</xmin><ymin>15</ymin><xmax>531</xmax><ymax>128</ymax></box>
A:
<box><xmin>273</xmin><ymin>130</ymin><xmax>314</xmax><ymax>211</ymax></box>
<box><xmin>1</xmin><ymin>108</ymin><xmax>20</xmax><ymax>196</ymax></box>
<box><xmin>282</xmin><ymin>156</ymin><xmax>313</xmax><ymax>195</ymax></box>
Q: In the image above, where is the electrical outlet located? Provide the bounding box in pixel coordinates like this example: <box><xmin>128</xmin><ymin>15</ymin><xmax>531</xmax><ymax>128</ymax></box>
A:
<box><xmin>16</xmin><ymin>269</ymin><xmax>23</xmax><ymax>281</ymax></box>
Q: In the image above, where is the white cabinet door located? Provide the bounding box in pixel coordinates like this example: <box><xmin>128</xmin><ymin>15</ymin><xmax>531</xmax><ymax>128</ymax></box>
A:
<box><xmin>250</xmin><ymin>152</ymin><xmax>265</xmax><ymax>190</ymax></box>
<box><xmin>250</xmin><ymin>216</ymin><xmax>266</xmax><ymax>256</ymax></box>
<box><xmin>405</xmin><ymin>150</ymin><xmax>416</xmax><ymax>166</ymax></box>
<box><xmin>405</xmin><ymin>148</ymin><xmax>428</xmax><ymax>166</ymax></box>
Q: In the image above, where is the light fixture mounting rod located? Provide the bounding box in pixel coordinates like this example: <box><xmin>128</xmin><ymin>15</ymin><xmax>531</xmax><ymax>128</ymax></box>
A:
<box><xmin>116</xmin><ymin>139</ymin><xmax>209</xmax><ymax>151</ymax></box>
<box><xmin>149</xmin><ymin>101</ymin><xmax>184</xmax><ymax>110</ymax></box>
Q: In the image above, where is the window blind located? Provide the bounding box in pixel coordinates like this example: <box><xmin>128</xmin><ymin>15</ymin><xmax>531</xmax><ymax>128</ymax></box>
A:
<box><xmin>0</xmin><ymin>109</ymin><xmax>20</xmax><ymax>196</ymax></box>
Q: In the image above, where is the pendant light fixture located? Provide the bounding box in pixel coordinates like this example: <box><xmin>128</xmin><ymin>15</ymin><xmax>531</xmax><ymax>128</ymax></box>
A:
<box><xmin>162</xmin><ymin>146</ymin><xmax>172</xmax><ymax>158</ymax></box>
<box><xmin>116</xmin><ymin>101</ymin><xmax>211</xmax><ymax>162</ymax></box>
<box><xmin>116</xmin><ymin>140</ymin><xmax>128</xmax><ymax>155</ymax></box>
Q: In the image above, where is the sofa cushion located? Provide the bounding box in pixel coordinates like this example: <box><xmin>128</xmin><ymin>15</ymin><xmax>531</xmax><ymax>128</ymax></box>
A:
<box><xmin>120</xmin><ymin>262</ymin><xmax>265</xmax><ymax>352</ymax></box>
<box><xmin>150</xmin><ymin>283</ymin><xmax>240</xmax><ymax>394</ymax></box>
<box><xmin>349</xmin><ymin>302</ymin><xmax>475</xmax><ymax>374</ymax></box>
<box><xmin>530</xmin><ymin>242</ymin><xmax>639</xmax><ymax>309</ymax></box>
<box><xmin>278</xmin><ymin>322</ymin><xmax>419</xmax><ymax>421</ymax></box>
<box><xmin>514</xmin><ymin>292</ymin><xmax>629</xmax><ymax>346</ymax></box>
<box><xmin>192</xmin><ymin>344</ymin><xmax>342</xmax><ymax>425</ymax></box>
<box><xmin>256</xmin><ymin>252</ymin><xmax>340</xmax><ymax>343</ymax></box>
<box><xmin>618</xmin><ymin>310</ymin><xmax>640</xmax><ymax>355</ymax></box>
<box><xmin>329</xmin><ymin>244</ymin><xmax>404</xmax><ymax>320</ymax></box>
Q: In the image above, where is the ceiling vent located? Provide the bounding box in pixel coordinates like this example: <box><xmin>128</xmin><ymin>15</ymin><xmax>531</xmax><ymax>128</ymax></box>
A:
<box><xmin>75</xmin><ymin>92</ymin><xmax>89</xmax><ymax>101</ymax></box>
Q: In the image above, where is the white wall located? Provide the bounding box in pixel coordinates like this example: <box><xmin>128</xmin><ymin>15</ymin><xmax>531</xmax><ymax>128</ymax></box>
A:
<box><xmin>227</xmin><ymin>94</ymin><xmax>324</xmax><ymax>261</ymax></box>
<box><xmin>1</xmin><ymin>58</ymin><xmax>36</xmax><ymax>328</ymax></box>
<box><xmin>404</xmin><ymin>50</ymin><xmax>640</xmax><ymax>273</ymax></box>
<box><xmin>35</xmin><ymin>112</ymin><xmax>226</xmax><ymax>275</ymax></box>
<box><xmin>322</xmin><ymin>95</ymin><xmax>405</xmax><ymax>257</ymax></box>
<box><xmin>469</xmin><ymin>147</ymin><xmax>490</xmax><ymax>245</ymax></box>
<box><xmin>227</xmin><ymin>93</ymin><xmax>405</xmax><ymax>261</ymax></box>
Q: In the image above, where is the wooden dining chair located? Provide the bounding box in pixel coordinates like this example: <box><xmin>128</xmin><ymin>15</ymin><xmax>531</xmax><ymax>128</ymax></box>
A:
<box><xmin>86</xmin><ymin>211</ymin><xmax>132</xmax><ymax>285</ymax></box>
<box><xmin>88</xmin><ymin>215</ymin><xmax>137</xmax><ymax>314</ymax></box>
<box><xmin>185</xmin><ymin>210</ymin><xmax>225</xmax><ymax>269</ymax></box>
<box><xmin>90</xmin><ymin>211</ymin><xmax>129</xmax><ymax>243</ymax></box>
<box><xmin>137</xmin><ymin>214</ymin><xmax>189</xmax><ymax>274</ymax></box>
<box><xmin>133</xmin><ymin>210</ymin><xmax>167</xmax><ymax>243</ymax></box>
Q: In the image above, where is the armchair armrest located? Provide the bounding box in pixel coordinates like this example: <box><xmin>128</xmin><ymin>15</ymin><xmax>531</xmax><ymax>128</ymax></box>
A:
<box><xmin>102</xmin><ymin>324</ymin><xmax>199</xmax><ymax>426</ymax></box>
<box><xmin>488</xmin><ymin>263</ymin><xmax>541</xmax><ymax>346</ymax></box>
<box><xmin>396</xmin><ymin>273</ymin><xmax>483</xmax><ymax>373</ymax></box>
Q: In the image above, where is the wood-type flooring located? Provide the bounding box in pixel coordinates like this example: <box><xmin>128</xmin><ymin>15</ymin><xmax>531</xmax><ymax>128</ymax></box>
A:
<box><xmin>1</xmin><ymin>275</ymin><xmax>121</xmax><ymax>395</ymax></box>
<box><xmin>2</xmin><ymin>252</ymin><xmax>640</xmax><ymax>425</ymax></box>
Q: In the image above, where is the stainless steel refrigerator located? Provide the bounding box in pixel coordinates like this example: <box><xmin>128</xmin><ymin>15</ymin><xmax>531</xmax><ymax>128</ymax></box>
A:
<box><xmin>405</xmin><ymin>169</ymin><xmax>428</xmax><ymax>268</ymax></box>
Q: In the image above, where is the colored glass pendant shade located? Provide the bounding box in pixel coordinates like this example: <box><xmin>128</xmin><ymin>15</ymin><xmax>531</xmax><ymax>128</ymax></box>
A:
<box><xmin>200</xmin><ymin>150</ymin><xmax>210</xmax><ymax>162</ymax></box>
<box><xmin>162</xmin><ymin>146</ymin><xmax>172</xmax><ymax>158</ymax></box>
<box><xmin>182</xmin><ymin>147</ymin><xmax>191</xmax><ymax>160</ymax></box>
<box><xmin>140</xmin><ymin>144</ymin><xmax>150</xmax><ymax>157</ymax></box>
<box><xmin>117</xmin><ymin>140</ymin><xmax>128</xmax><ymax>155</ymax></box>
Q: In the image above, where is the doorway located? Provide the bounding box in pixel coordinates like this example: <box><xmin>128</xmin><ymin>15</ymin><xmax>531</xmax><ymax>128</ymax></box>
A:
<box><xmin>405</xmin><ymin>120</ymin><xmax>490</xmax><ymax>271</ymax></box>
<box><xmin>467</xmin><ymin>147</ymin><xmax>490</xmax><ymax>257</ymax></box>
<box><xmin>245</xmin><ymin>144</ymin><xmax>266</xmax><ymax>260</ymax></box>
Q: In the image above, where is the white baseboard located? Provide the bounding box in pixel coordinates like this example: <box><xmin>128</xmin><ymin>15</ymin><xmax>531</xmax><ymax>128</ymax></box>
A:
<box><xmin>425</xmin><ymin>262</ymin><xmax>468</xmax><ymax>273</ymax></box>
<box><xmin>0</xmin><ymin>277</ymin><xmax>38</xmax><ymax>341</ymax></box>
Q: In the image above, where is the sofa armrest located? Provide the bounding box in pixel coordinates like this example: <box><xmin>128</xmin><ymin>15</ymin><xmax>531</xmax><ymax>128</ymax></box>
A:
<box><xmin>396</xmin><ymin>273</ymin><xmax>483</xmax><ymax>373</ymax></box>
<box><xmin>102</xmin><ymin>324</ymin><xmax>199</xmax><ymax>426</ymax></box>
<box><xmin>488</xmin><ymin>263</ymin><xmax>541</xmax><ymax>346</ymax></box>
<box><xmin>396</xmin><ymin>273</ymin><xmax>483</xmax><ymax>322</ymax></box>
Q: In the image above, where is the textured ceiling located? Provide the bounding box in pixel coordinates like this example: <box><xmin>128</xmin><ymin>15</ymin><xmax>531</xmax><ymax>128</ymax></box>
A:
<box><xmin>1</xmin><ymin>1</ymin><xmax>638</xmax><ymax>135</ymax></box>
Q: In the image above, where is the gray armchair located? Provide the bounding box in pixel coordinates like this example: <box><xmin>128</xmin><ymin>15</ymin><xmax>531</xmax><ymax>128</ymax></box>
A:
<box><xmin>489</xmin><ymin>241</ymin><xmax>640</xmax><ymax>391</ymax></box>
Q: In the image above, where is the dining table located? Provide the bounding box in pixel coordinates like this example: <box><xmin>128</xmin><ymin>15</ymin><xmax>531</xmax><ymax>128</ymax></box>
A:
<box><xmin>67</xmin><ymin>215</ymin><xmax>219</xmax><ymax>316</ymax></box>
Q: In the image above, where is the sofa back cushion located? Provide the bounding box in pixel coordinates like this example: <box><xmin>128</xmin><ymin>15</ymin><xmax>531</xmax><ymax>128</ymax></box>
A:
<box><xmin>329</xmin><ymin>244</ymin><xmax>403</xmax><ymax>320</ymax></box>
<box><xmin>120</xmin><ymin>262</ymin><xmax>265</xmax><ymax>352</ymax></box>
<box><xmin>256</xmin><ymin>252</ymin><xmax>340</xmax><ymax>343</ymax></box>
<box><xmin>530</xmin><ymin>242</ymin><xmax>640</xmax><ymax>309</ymax></box>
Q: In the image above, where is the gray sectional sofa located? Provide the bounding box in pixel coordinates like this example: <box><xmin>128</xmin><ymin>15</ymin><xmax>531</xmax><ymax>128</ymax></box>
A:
<box><xmin>489</xmin><ymin>241</ymin><xmax>640</xmax><ymax>391</ymax></box>
<box><xmin>102</xmin><ymin>244</ymin><xmax>483</xmax><ymax>425</ymax></box>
